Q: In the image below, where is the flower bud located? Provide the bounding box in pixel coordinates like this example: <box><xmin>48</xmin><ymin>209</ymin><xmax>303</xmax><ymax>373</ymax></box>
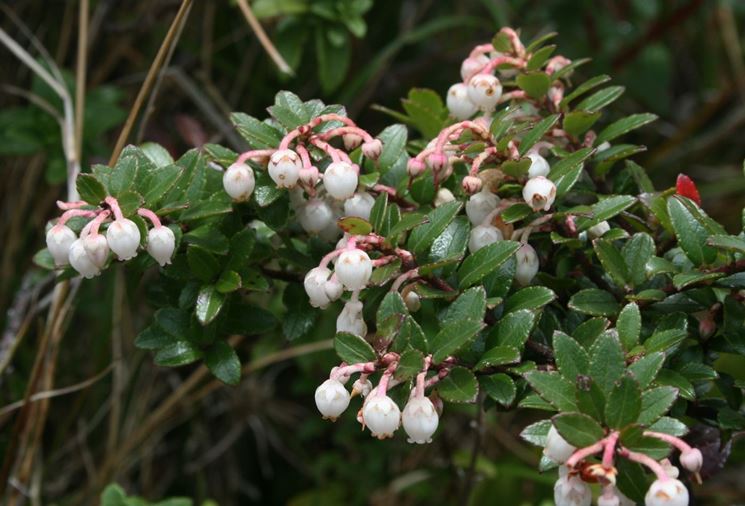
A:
<box><xmin>598</xmin><ymin>491</ymin><xmax>620</xmax><ymax>506</ymax></box>
<box><xmin>343</xmin><ymin>132</ymin><xmax>363</xmax><ymax>151</ymax></box>
<box><xmin>460</xmin><ymin>54</ymin><xmax>490</xmax><ymax>81</ymax></box>
<box><xmin>679</xmin><ymin>448</ymin><xmax>703</xmax><ymax>473</ymax></box>
<box><xmin>304</xmin><ymin>266</ymin><xmax>334</xmax><ymax>308</ymax></box>
<box><xmin>343</xmin><ymin>192</ymin><xmax>375</xmax><ymax>220</ymax></box>
<box><xmin>352</xmin><ymin>377</ymin><xmax>373</xmax><ymax>397</ymax></box>
<box><xmin>515</xmin><ymin>243</ymin><xmax>539</xmax><ymax>286</ymax></box>
<box><xmin>147</xmin><ymin>226</ymin><xmax>176</xmax><ymax>266</ymax></box>
<box><xmin>427</xmin><ymin>152</ymin><xmax>448</xmax><ymax>172</ymax></box>
<box><xmin>298</xmin><ymin>198</ymin><xmax>334</xmax><ymax>234</ymax></box>
<box><xmin>527</xmin><ymin>152</ymin><xmax>550</xmax><ymax>178</ymax></box>
<box><xmin>335</xmin><ymin>248</ymin><xmax>373</xmax><ymax>291</ymax></box>
<box><xmin>554</xmin><ymin>469</ymin><xmax>591</xmax><ymax>506</ymax></box>
<box><xmin>106</xmin><ymin>219</ymin><xmax>141</xmax><ymax>260</ymax></box>
<box><xmin>46</xmin><ymin>224</ymin><xmax>77</xmax><ymax>266</ymax></box>
<box><xmin>336</xmin><ymin>300</ymin><xmax>367</xmax><ymax>337</ymax></box>
<box><xmin>407</xmin><ymin>158</ymin><xmax>426</xmax><ymax>177</ymax></box>
<box><xmin>523</xmin><ymin>176</ymin><xmax>557</xmax><ymax>211</ymax></box>
<box><xmin>446</xmin><ymin>83</ymin><xmax>478</xmax><ymax>120</ymax></box>
<box><xmin>467</xmin><ymin>74</ymin><xmax>502</xmax><ymax>110</ymax></box>
<box><xmin>462</xmin><ymin>175</ymin><xmax>483</xmax><ymax>195</ymax></box>
<box><xmin>588</xmin><ymin>220</ymin><xmax>610</xmax><ymax>239</ymax></box>
<box><xmin>323</xmin><ymin>161</ymin><xmax>358</xmax><ymax>200</ymax></box>
<box><xmin>361</xmin><ymin>139</ymin><xmax>383</xmax><ymax>160</ymax></box>
<box><xmin>314</xmin><ymin>378</ymin><xmax>351</xmax><ymax>421</ymax></box>
<box><xmin>402</xmin><ymin>396</ymin><xmax>439</xmax><ymax>444</ymax></box>
<box><xmin>68</xmin><ymin>238</ymin><xmax>101</xmax><ymax>279</ymax></box>
<box><xmin>434</xmin><ymin>188</ymin><xmax>455</xmax><ymax>207</ymax></box>
<box><xmin>644</xmin><ymin>478</ymin><xmax>689</xmax><ymax>506</ymax></box>
<box><xmin>468</xmin><ymin>224</ymin><xmax>502</xmax><ymax>253</ymax></box>
<box><xmin>268</xmin><ymin>149</ymin><xmax>301</xmax><ymax>188</ymax></box>
<box><xmin>544</xmin><ymin>425</ymin><xmax>576</xmax><ymax>464</ymax></box>
<box><xmin>83</xmin><ymin>233</ymin><xmax>110</xmax><ymax>268</ymax></box>
<box><xmin>404</xmin><ymin>291</ymin><xmax>421</xmax><ymax>312</ymax></box>
<box><xmin>222</xmin><ymin>162</ymin><xmax>255</xmax><ymax>201</ymax></box>
<box><xmin>466</xmin><ymin>190</ymin><xmax>499</xmax><ymax>225</ymax></box>
<box><xmin>325</xmin><ymin>275</ymin><xmax>343</xmax><ymax>302</ymax></box>
<box><xmin>660</xmin><ymin>459</ymin><xmax>680</xmax><ymax>479</ymax></box>
<box><xmin>362</xmin><ymin>393</ymin><xmax>401</xmax><ymax>439</ymax></box>
<box><xmin>299</xmin><ymin>166</ymin><xmax>320</xmax><ymax>187</ymax></box>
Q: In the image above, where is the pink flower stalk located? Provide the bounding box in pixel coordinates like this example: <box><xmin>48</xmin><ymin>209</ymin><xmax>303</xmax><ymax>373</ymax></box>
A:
<box><xmin>468</xmin><ymin>43</ymin><xmax>495</xmax><ymax>59</ymax></box>
<box><xmin>56</xmin><ymin>200</ymin><xmax>89</xmax><ymax>210</ymax></box>
<box><xmin>318</xmin><ymin>126</ymin><xmax>374</xmax><ymax>144</ymax></box>
<box><xmin>57</xmin><ymin>208</ymin><xmax>97</xmax><ymax>225</ymax></box>
<box><xmin>391</xmin><ymin>268</ymin><xmax>420</xmax><ymax>292</ymax></box>
<box><xmin>330</xmin><ymin>361</ymin><xmax>377</xmax><ymax>381</ymax></box>
<box><xmin>137</xmin><ymin>208</ymin><xmax>162</xmax><ymax>228</ymax></box>
<box><xmin>104</xmin><ymin>196</ymin><xmax>125</xmax><ymax>221</ymax></box>
<box><xmin>618</xmin><ymin>447</ymin><xmax>671</xmax><ymax>482</ymax></box>
<box><xmin>414</xmin><ymin>355</ymin><xmax>433</xmax><ymax>398</ymax></box>
<box><xmin>235</xmin><ymin>149</ymin><xmax>276</xmax><ymax>165</ymax></box>
<box><xmin>472</xmin><ymin>54</ymin><xmax>527</xmax><ymax>78</ymax></box>
<box><xmin>499</xmin><ymin>27</ymin><xmax>526</xmax><ymax>57</ymax></box>
<box><xmin>469</xmin><ymin>146</ymin><xmax>498</xmax><ymax>176</ymax></box>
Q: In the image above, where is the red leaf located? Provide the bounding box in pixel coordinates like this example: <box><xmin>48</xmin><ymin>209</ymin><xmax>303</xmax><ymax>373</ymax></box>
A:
<box><xmin>676</xmin><ymin>173</ymin><xmax>701</xmax><ymax>205</ymax></box>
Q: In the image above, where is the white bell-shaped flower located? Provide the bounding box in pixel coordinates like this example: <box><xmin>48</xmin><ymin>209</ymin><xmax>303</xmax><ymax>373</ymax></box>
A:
<box><xmin>466</xmin><ymin>190</ymin><xmax>499</xmax><ymax>226</ymax></box>
<box><xmin>343</xmin><ymin>192</ymin><xmax>375</xmax><ymax>220</ymax></box>
<box><xmin>543</xmin><ymin>426</ymin><xmax>576</xmax><ymax>464</ymax></box>
<box><xmin>515</xmin><ymin>243</ymin><xmax>540</xmax><ymax>286</ymax></box>
<box><xmin>402</xmin><ymin>396</ymin><xmax>439</xmax><ymax>444</ymax></box>
<box><xmin>223</xmin><ymin>162</ymin><xmax>255</xmax><ymax>201</ymax></box>
<box><xmin>83</xmin><ymin>233</ymin><xmax>110</xmax><ymax>268</ymax></box>
<box><xmin>298</xmin><ymin>198</ymin><xmax>334</xmax><ymax>234</ymax></box>
<box><xmin>147</xmin><ymin>226</ymin><xmax>176</xmax><ymax>266</ymax></box>
<box><xmin>46</xmin><ymin>224</ymin><xmax>77</xmax><ymax>266</ymax></box>
<box><xmin>362</xmin><ymin>393</ymin><xmax>401</xmax><ymax>439</ymax></box>
<box><xmin>554</xmin><ymin>467</ymin><xmax>591</xmax><ymax>506</ymax></box>
<box><xmin>68</xmin><ymin>238</ymin><xmax>101</xmax><ymax>279</ymax></box>
<box><xmin>314</xmin><ymin>378</ymin><xmax>350</xmax><ymax>421</ymax></box>
<box><xmin>106</xmin><ymin>219</ymin><xmax>141</xmax><ymax>260</ymax></box>
<box><xmin>446</xmin><ymin>83</ymin><xmax>478</xmax><ymax>120</ymax></box>
<box><xmin>434</xmin><ymin>188</ymin><xmax>455</xmax><ymax>207</ymax></box>
<box><xmin>468</xmin><ymin>224</ymin><xmax>502</xmax><ymax>253</ymax></box>
<box><xmin>460</xmin><ymin>54</ymin><xmax>490</xmax><ymax>81</ymax></box>
<box><xmin>335</xmin><ymin>249</ymin><xmax>373</xmax><ymax>291</ymax></box>
<box><xmin>268</xmin><ymin>149</ymin><xmax>301</xmax><ymax>188</ymax></box>
<box><xmin>336</xmin><ymin>300</ymin><xmax>367</xmax><ymax>337</ymax></box>
<box><xmin>352</xmin><ymin>377</ymin><xmax>373</xmax><ymax>397</ymax></box>
<box><xmin>304</xmin><ymin>266</ymin><xmax>334</xmax><ymax>308</ymax></box>
<box><xmin>644</xmin><ymin>479</ymin><xmax>689</xmax><ymax>506</ymax></box>
<box><xmin>467</xmin><ymin>74</ymin><xmax>502</xmax><ymax>110</ymax></box>
<box><xmin>323</xmin><ymin>161</ymin><xmax>358</xmax><ymax>200</ymax></box>
<box><xmin>527</xmin><ymin>152</ymin><xmax>550</xmax><ymax>178</ymax></box>
<box><xmin>680</xmin><ymin>448</ymin><xmax>703</xmax><ymax>473</ymax></box>
<box><xmin>588</xmin><ymin>220</ymin><xmax>611</xmax><ymax>239</ymax></box>
<box><xmin>522</xmin><ymin>176</ymin><xmax>557</xmax><ymax>211</ymax></box>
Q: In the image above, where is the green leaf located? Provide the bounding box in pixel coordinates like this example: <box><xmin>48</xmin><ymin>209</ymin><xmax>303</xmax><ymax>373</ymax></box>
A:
<box><xmin>187</xmin><ymin>245</ymin><xmax>220</xmax><ymax>282</ymax></box>
<box><xmin>628</xmin><ymin>352</ymin><xmax>665</xmax><ymax>389</ymax></box>
<box><xmin>32</xmin><ymin>248</ymin><xmax>55</xmax><ymax>270</ymax></box>
<box><xmin>439</xmin><ymin>287</ymin><xmax>486</xmax><ymax>325</ymax></box>
<box><xmin>638</xmin><ymin>386</ymin><xmax>678</xmax><ymax>425</ymax></box>
<box><xmin>503</xmin><ymin>286</ymin><xmax>556</xmax><ymax>313</ymax></box>
<box><xmin>142</xmin><ymin>164</ymin><xmax>181</xmax><ymax>207</ymax></box>
<box><xmin>576</xmin><ymin>378</ymin><xmax>606</xmax><ymax>422</ymax></box>
<box><xmin>560</xmin><ymin>75</ymin><xmax>611</xmax><ymax>107</ymax></box>
<box><xmin>667</xmin><ymin>196</ymin><xmax>717</xmax><ymax>265</ymax></box>
<box><xmin>407</xmin><ymin>201</ymin><xmax>462</xmax><ymax>256</ymax></box>
<box><xmin>562</xmin><ymin>110</ymin><xmax>600</xmax><ymax>137</ymax></box>
<box><xmin>479</xmin><ymin>374</ymin><xmax>516</xmax><ymax>406</ymax></box>
<box><xmin>617</xmin><ymin>303</ymin><xmax>641</xmax><ymax>351</ymax></box>
<box><xmin>205</xmin><ymin>341</ymin><xmax>241</xmax><ymax>385</ymax></box>
<box><xmin>475</xmin><ymin>345</ymin><xmax>520</xmax><ymax>371</ymax></box>
<box><xmin>401</xmin><ymin>88</ymin><xmax>448</xmax><ymax>139</ymax></box>
<box><xmin>76</xmin><ymin>174</ymin><xmax>107</xmax><ymax>204</ymax></box>
<box><xmin>429</xmin><ymin>216</ymin><xmax>469</xmax><ymax>265</ymax></box>
<box><xmin>268</xmin><ymin>91</ymin><xmax>310</xmax><ymax>129</ymax></box>
<box><xmin>589</xmin><ymin>332</ymin><xmax>625</xmax><ymax>395</ymax></box>
<box><xmin>154</xmin><ymin>341</ymin><xmax>202</xmax><ymax>366</ymax></box>
<box><xmin>387</xmin><ymin>212</ymin><xmax>425</xmax><ymax>239</ymax></box>
<box><xmin>524</xmin><ymin>371</ymin><xmax>577</xmax><ymax>411</ymax></box>
<box><xmin>437</xmin><ymin>366</ymin><xmax>478</xmax><ymax>403</ymax></box>
<box><xmin>580</xmin><ymin>195</ymin><xmax>637</xmax><ymax>230</ymax></box>
<box><xmin>518</xmin><ymin>114</ymin><xmax>560</xmax><ymax>155</ymax></box>
<box><xmin>500</xmin><ymin>158</ymin><xmax>532</xmax><ymax>178</ymax></box>
<box><xmin>376</xmin><ymin>124</ymin><xmax>407</xmax><ymax>172</ymax></box>
<box><xmin>573</xmin><ymin>317</ymin><xmax>609</xmax><ymax>348</ymax></box>
<box><xmin>672</xmin><ymin>271</ymin><xmax>724</xmax><ymax>290</ymax></box>
<box><xmin>134</xmin><ymin>325</ymin><xmax>176</xmax><ymax>350</ymax></box>
<box><xmin>377</xmin><ymin>291</ymin><xmax>408</xmax><ymax>325</ymax></box>
<box><xmin>116</xmin><ymin>190</ymin><xmax>144</xmax><ymax>217</ymax></box>
<box><xmin>216</xmin><ymin>270</ymin><xmax>242</xmax><ymax>293</ymax></box>
<box><xmin>141</xmin><ymin>141</ymin><xmax>174</xmax><ymax>167</ymax></box>
<box><xmin>548</xmin><ymin>147</ymin><xmax>594</xmax><ymax>196</ymax></box>
<box><xmin>596</xmin><ymin>113</ymin><xmax>658</xmax><ymax>144</ymax></box>
<box><xmin>520</xmin><ymin>419</ymin><xmax>553</xmax><ymax>446</ymax></box>
<box><xmin>430</xmin><ymin>319</ymin><xmax>484</xmax><ymax>363</ymax></box>
<box><xmin>180</xmin><ymin>193</ymin><xmax>233</xmax><ymax>221</ymax></box>
<box><xmin>315</xmin><ymin>28</ymin><xmax>350</xmax><ymax>93</ymax></box>
<box><xmin>195</xmin><ymin>285</ymin><xmax>226</xmax><ymax>325</ymax></box>
<box><xmin>552</xmin><ymin>412</ymin><xmax>604</xmax><ymax>447</ymax></box>
<box><xmin>656</xmin><ymin>369</ymin><xmax>695</xmax><ymax>401</ymax></box>
<box><xmin>501</xmin><ymin>203</ymin><xmax>533</xmax><ymax>224</ymax></box>
<box><xmin>491</xmin><ymin>309</ymin><xmax>536</xmax><ymax>349</ymax></box>
<box><xmin>621</xmin><ymin>426</ymin><xmax>671</xmax><ymax>460</ymax></box>
<box><xmin>648</xmin><ymin>416</ymin><xmax>688</xmax><ymax>437</ymax></box>
<box><xmin>394</xmin><ymin>348</ymin><xmax>424</xmax><ymax>381</ymax></box>
<box><xmin>282</xmin><ymin>283</ymin><xmax>316</xmax><ymax>341</ymax></box>
<box><xmin>337</xmin><ymin>216</ymin><xmax>372</xmax><ymax>236</ymax></box>
<box><xmin>576</xmin><ymin>85</ymin><xmax>625</xmax><ymax>112</ymax></box>
<box><xmin>622</xmin><ymin>233</ymin><xmax>655</xmax><ymax>287</ymax></box>
<box><xmin>605</xmin><ymin>374</ymin><xmax>642</xmax><ymax>429</ymax></box>
<box><xmin>708</xmin><ymin>234</ymin><xmax>745</xmax><ymax>253</ymax></box>
<box><xmin>569</xmin><ymin>289</ymin><xmax>619</xmax><ymax>317</ymax></box>
<box><xmin>616</xmin><ymin>459</ymin><xmax>651</xmax><ymax>504</ymax></box>
<box><xmin>108</xmin><ymin>154</ymin><xmax>138</xmax><ymax>196</ymax></box>
<box><xmin>516</xmin><ymin>71</ymin><xmax>551</xmax><ymax>99</ymax></box>
<box><xmin>644</xmin><ymin>328</ymin><xmax>687</xmax><ymax>354</ymax></box>
<box><xmin>553</xmin><ymin>332</ymin><xmax>589</xmax><ymax>382</ymax></box>
<box><xmin>457</xmin><ymin>240</ymin><xmax>520</xmax><ymax>288</ymax></box>
<box><xmin>334</xmin><ymin>332</ymin><xmax>376</xmax><ymax>364</ymax></box>
<box><xmin>230</xmin><ymin>112</ymin><xmax>283</xmax><ymax>149</ymax></box>
<box><xmin>593</xmin><ymin>239</ymin><xmax>629</xmax><ymax>287</ymax></box>
<box><xmin>526</xmin><ymin>44</ymin><xmax>556</xmax><ymax>70</ymax></box>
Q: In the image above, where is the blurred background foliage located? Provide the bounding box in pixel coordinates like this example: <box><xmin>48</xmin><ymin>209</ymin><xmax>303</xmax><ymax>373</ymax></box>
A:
<box><xmin>1</xmin><ymin>0</ymin><xmax>744</xmax><ymax>504</ymax></box>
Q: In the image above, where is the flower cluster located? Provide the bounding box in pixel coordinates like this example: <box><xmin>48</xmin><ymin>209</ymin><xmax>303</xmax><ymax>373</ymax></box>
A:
<box><xmin>544</xmin><ymin>426</ymin><xmax>703</xmax><ymax>506</ymax></box>
<box><xmin>46</xmin><ymin>197</ymin><xmax>175</xmax><ymax>278</ymax></box>
<box><xmin>315</xmin><ymin>354</ymin><xmax>447</xmax><ymax>443</ymax></box>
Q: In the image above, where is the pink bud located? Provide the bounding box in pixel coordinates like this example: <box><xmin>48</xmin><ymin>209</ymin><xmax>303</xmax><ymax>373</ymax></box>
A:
<box><xmin>462</xmin><ymin>175</ymin><xmax>482</xmax><ymax>194</ymax></box>
<box><xmin>427</xmin><ymin>152</ymin><xmax>448</xmax><ymax>172</ymax></box>
<box><xmin>407</xmin><ymin>158</ymin><xmax>426</xmax><ymax>177</ymax></box>
<box><xmin>361</xmin><ymin>139</ymin><xmax>382</xmax><ymax>160</ymax></box>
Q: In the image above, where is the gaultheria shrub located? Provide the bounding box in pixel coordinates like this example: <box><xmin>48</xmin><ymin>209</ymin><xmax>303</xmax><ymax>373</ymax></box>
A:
<box><xmin>37</xmin><ymin>28</ymin><xmax>745</xmax><ymax>506</ymax></box>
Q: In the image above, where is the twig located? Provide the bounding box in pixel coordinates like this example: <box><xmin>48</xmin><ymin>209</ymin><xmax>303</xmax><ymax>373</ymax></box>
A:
<box><xmin>108</xmin><ymin>0</ymin><xmax>193</xmax><ymax>165</ymax></box>
<box><xmin>460</xmin><ymin>392</ymin><xmax>485</xmax><ymax>504</ymax></box>
<box><xmin>234</xmin><ymin>0</ymin><xmax>294</xmax><ymax>76</ymax></box>
<box><xmin>74</xmin><ymin>0</ymin><xmax>89</xmax><ymax>161</ymax></box>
